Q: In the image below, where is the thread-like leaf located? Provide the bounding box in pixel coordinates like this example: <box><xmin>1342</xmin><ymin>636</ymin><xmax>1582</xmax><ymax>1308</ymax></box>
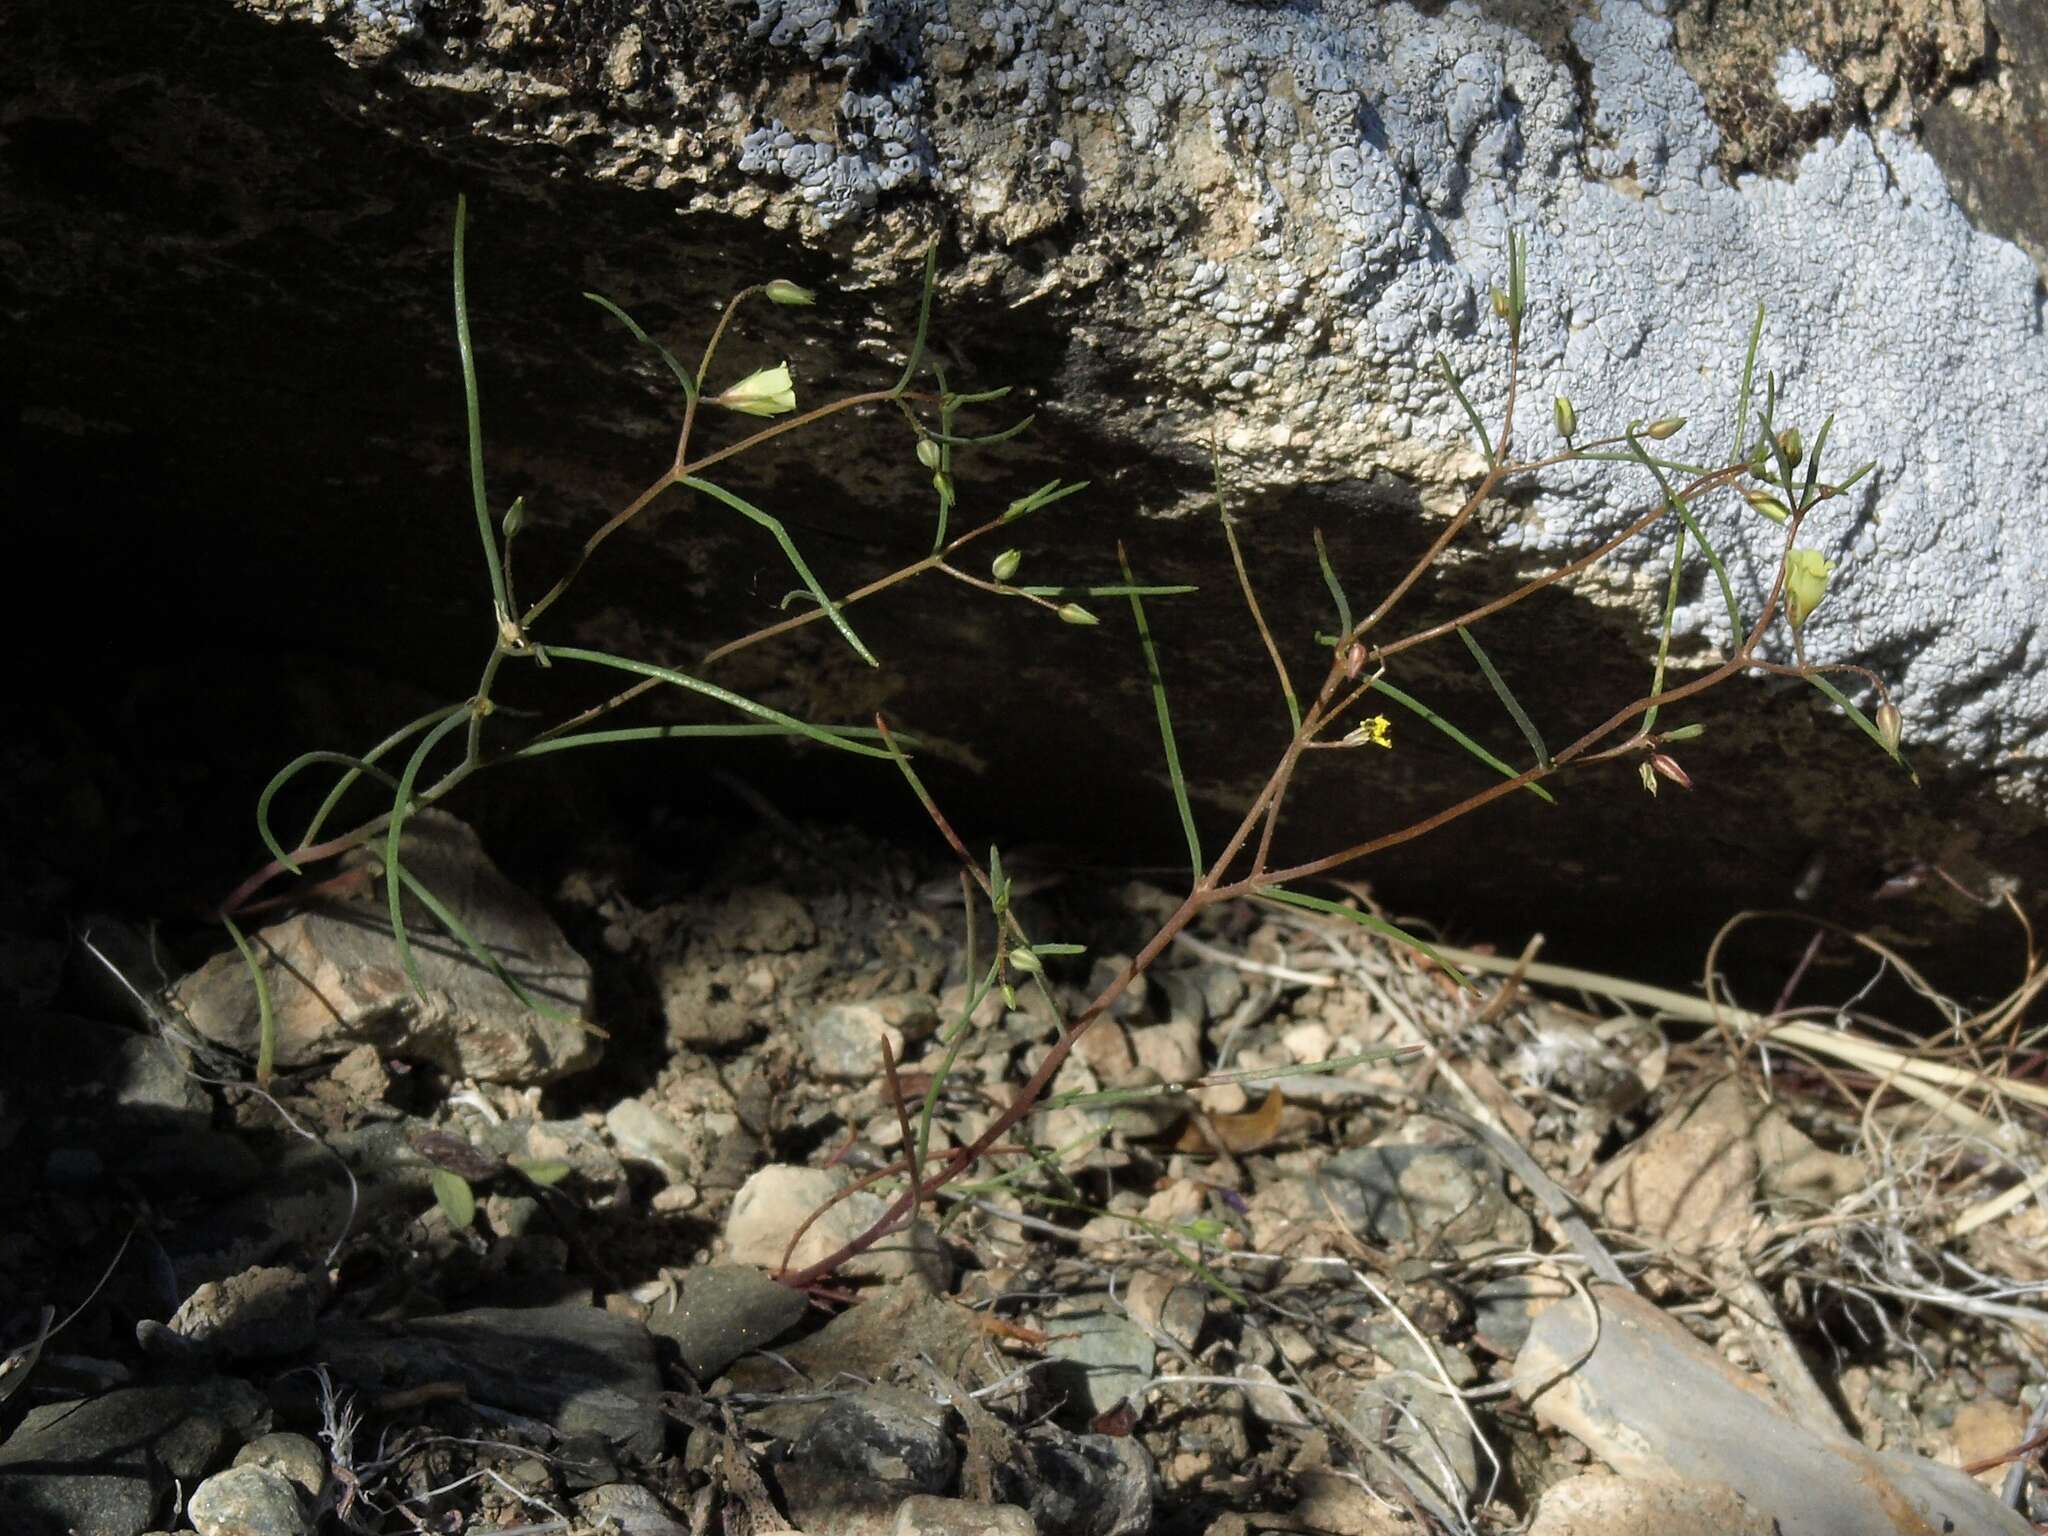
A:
<box><xmin>892</xmin><ymin>241</ymin><xmax>940</xmax><ymax>395</ymax></box>
<box><xmin>384</xmin><ymin>709</ymin><xmax>471</xmax><ymax>1000</ymax></box>
<box><xmin>395</xmin><ymin>863</ymin><xmax>584</xmax><ymax>1027</ymax></box>
<box><xmin>1368</xmin><ymin>676</ymin><xmax>1554</xmax><ymax>804</ymax></box>
<box><xmin>257</xmin><ymin>749</ymin><xmax>409</xmax><ymax>875</ymax></box>
<box><xmin>1803</xmin><ymin>672</ymin><xmax>1919</xmax><ymax>784</ymax></box>
<box><xmin>544</xmin><ymin>647</ymin><xmax>898</xmax><ymax>758</ymax></box>
<box><xmin>584</xmin><ymin>291</ymin><xmax>699</xmax><ymax>403</ymax></box>
<box><xmin>1455</xmin><ymin>624</ymin><xmax>1549</xmax><ymax>769</ymax></box>
<box><xmin>1255</xmin><ymin>885</ymin><xmax>1473</xmax><ymax>990</ymax></box>
<box><xmin>681</xmin><ymin>475</ymin><xmax>875</xmax><ymax>666</ymax></box>
<box><xmin>1313</xmin><ymin>529</ymin><xmax>1353</xmax><ymax>641</ymax></box>
<box><xmin>1120</xmin><ymin>543</ymin><xmax>1203</xmax><ymax>885</ymax></box>
<box><xmin>452</xmin><ymin>197</ymin><xmax>511</xmax><ymax>626</ymax></box>
<box><xmin>1731</xmin><ymin>300</ymin><xmax>1765</xmax><ymax>462</ymax></box>
<box><xmin>513</xmin><ymin>723</ymin><xmax>900</xmax><ymax>759</ymax></box>
<box><xmin>1435</xmin><ymin>352</ymin><xmax>1495</xmax><ymax>465</ymax></box>
<box><xmin>221</xmin><ymin>915</ymin><xmax>276</xmax><ymax>1087</ymax></box>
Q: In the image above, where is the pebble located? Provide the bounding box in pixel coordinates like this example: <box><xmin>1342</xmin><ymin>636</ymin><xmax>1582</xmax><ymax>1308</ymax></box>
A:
<box><xmin>725</xmin><ymin>1164</ymin><xmax>952</xmax><ymax>1287</ymax></box>
<box><xmin>641</xmin><ymin>1263</ymin><xmax>808</xmax><ymax>1378</ymax></box>
<box><xmin>188</xmin><ymin>1464</ymin><xmax>312</xmax><ymax>1536</ymax></box>
<box><xmin>233</xmin><ymin>1432</ymin><xmax>328</xmax><ymax>1503</ymax></box>
<box><xmin>894</xmin><ymin>1494</ymin><xmax>1039</xmax><ymax>1535</ymax></box>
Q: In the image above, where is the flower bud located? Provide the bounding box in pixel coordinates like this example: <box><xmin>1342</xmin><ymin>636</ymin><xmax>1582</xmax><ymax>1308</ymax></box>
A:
<box><xmin>1875</xmin><ymin>701</ymin><xmax>1902</xmax><ymax>753</ymax></box>
<box><xmin>1650</xmin><ymin>752</ymin><xmax>1693</xmax><ymax>790</ymax></box>
<box><xmin>1057</xmin><ymin>603</ymin><xmax>1098</xmax><ymax>626</ymax></box>
<box><xmin>1639</xmin><ymin>761</ymin><xmax>1659</xmax><ymax>797</ymax></box>
<box><xmin>1784</xmin><ymin>548</ymin><xmax>1834</xmax><ymax>628</ymax></box>
<box><xmin>1644</xmin><ymin>416</ymin><xmax>1685</xmax><ymax>441</ymax></box>
<box><xmin>1743</xmin><ymin>489</ymin><xmax>1791</xmax><ymax>525</ymax></box>
<box><xmin>1491</xmin><ymin>284</ymin><xmax>1511</xmax><ymax>320</ymax></box>
<box><xmin>1553</xmin><ymin>395</ymin><xmax>1577</xmax><ymax>441</ymax></box>
<box><xmin>709</xmin><ymin>361</ymin><xmax>796</xmax><ymax>417</ymax></box>
<box><xmin>916</xmin><ymin>438</ymin><xmax>942</xmax><ymax>470</ymax></box>
<box><xmin>991</xmin><ymin>548</ymin><xmax>1022</xmax><ymax>582</ymax></box>
<box><xmin>931</xmin><ymin>470</ymin><xmax>953</xmax><ymax>500</ymax></box>
<box><xmin>763</xmin><ymin>279</ymin><xmax>816</xmax><ymax>306</ymax></box>
<box><xmin>501</xmin><ymin>496</ymin><xmax>526</xmax><ymax>539</ymax></box>
<box><xmin>1776</xmin><ymin>427</ymin><xmax>1803</xmax><ymax>466</ymax></box>
<box><xmin>1007</xmin><ymin>946</ymin><xmax>1043</xmax><ymax>975</ymax></box>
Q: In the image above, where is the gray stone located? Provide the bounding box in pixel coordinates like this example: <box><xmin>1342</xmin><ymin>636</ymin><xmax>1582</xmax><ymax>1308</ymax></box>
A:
<box><xmin>165</xmin><ymin>1265</ymin><xmax>322</xmax><ymax>1361</ymax></box>
<box><xmin>643</xmin><ymin>1263</ymin><xmax>808</xmax><ymax>1380</ymax></box>
<box><xmin>576</xmin><ymin>1481</ymin><xmax>691</xmax><ymax>1536</ymax></box>
<box><xmin>320</xmin><ymin>1304</ymin><xmax>664</xmax><ymax>1459</ymax></box>
<box><xmin>796</xmin><ymin>1388</ymin><xmax>958</xmax><ymax>1492</ymax></box>
<box><xmin>894</xmin><ymin>1495</ymin><xmax>1039</xmax><ymax>1536</ymax></box>
<box><xmin>1309</xmin><ymin>1142</ymin><xmax>1534</xmax><ymax>1255</ymax></box>
<box><xmin>188</xmin><ymin>1464</ymin><xmax>312</xmax><ymax>1536</ymax></box>
<box><xmin>725</xmin><ymin>1164</ymin><xmax>952</xmax><ymax>1288</ymax></box>
<box><xmin>998</xmin><ymin>1429</ymin><xmax>1154</xmax><ymax>1536</ymax></box>
<box><xmin>0</xmin><ymin>1378</ymin><xmax>270</xmax><ymax>1536</ymax></box>
<box><xmin>232</xmin><ymin>1432</ymin><xmax>328</xmax><ymax>1503</ymax></box>
<box><xmin>1042</xmin><ymin>1305</ymin><xmax>1156</xmax><ymax>1419</ymax></box>
<box><xmin>171</xmin><ymin>812</ymin><xmax>599</xmax><ymax>1085</ymax></box>
<box><xmin>1518</xmin><ymin>1284</ymin><xmax>2033</xmax><ymax>1536</ymax></box>
<box><xmin>605</xmin><ymin>1097</ymin><xmax>698</xmax><ymax>1183</ymax></box>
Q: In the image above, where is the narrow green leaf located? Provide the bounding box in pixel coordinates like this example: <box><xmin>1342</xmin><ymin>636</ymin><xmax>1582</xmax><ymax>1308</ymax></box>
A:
<box><xmin>543</xmin><ymin>647</ymin><xmax>898</xmax><ymax>758</ymax></box>
<box><xmin>1455</xmin><ymin>624</ymin><xmax>1549</xmax><ymax>769</ymax></box>
<box><xmin>452</xmin><ymin>197</ymin><xmax>511</xmax><ymax>627</ymax></box>
<box><xmin>256</xmin><ymin>749</ymin><xmax>409</xmax><ymax>875</ymax></box>
<box><xmin>221</xmin><ymin>915</ymin><xmax>276</xmax><ymax>1087</ymax></box>
<box><xmin>1731</xmin><ymin>300</ymin><xmax>1765</xmax><ymax>463</ymax></box>
<box><xmin>1003</xmin><ymin>479</ymin><xmax>1089</xmax><ymax>522</ymax></box>
<box><xmin>512</xmin><ymin>723</ymin><xmax>901</xmax><ymax>759</ymax></box>
<box><xmin>929</xmin><ymin>414</ymin><xmax>1036</xmax><ymax>446</ymax></box>
<box><xmin>385</xmin><ymin>709</ymin><xmax>472</xmax><ymax>1000</ymax></box>
<box><xmin>1644</xmin><ymin>518</ymin><xmax>1686</xmax><ymax>739</ymax></box>
<box><xmin>1254</xmin><ymin>886</ymin><xmax>1473</xmax><ymax>990</ymax></box>
<box><xmin>430</xmin><ymin>1170</ymin><xmax>476</xmax><ymax>1228</ymax></box>
<box><xmin>1313</xmin><ymin>529</ymin><xmax>1353</xmax><ymax>641</ymax></box>
<box><xmin>583</xmin><ymin>291</ymin><xmax>699</xmax><ymax>403</ymax></box>
<box><xmin>892</xmin><ymin>241</ymin><xmax>940</xmax><ymax>395</ymax></box>
<box><xmin>395</xmin><ymin>864</ymin><xmax>579</xmax><ymax>1025</ymax></box>
<box><xmin>1799</xmin><ymin>412</ymin><xmax>1834</xmax><ymax>512</ymax></box>
<box><xmin>1368</xmin><ymin>677</ymin><xmax>1555</xmax><ymax>803</ymax></box>
<box><xmin>1436</xmin><ymin>352</ymin><xmax>1495</xmax><ymax>466</ymax></box>
<box><xmin>1031</xmin><ymin>942</ymin><xmax>1087</xmax><ymax>957</ymax></box>
<box><xmin>681</xmin><ymin>475</ymin><xmax>876</xmax><ymax>667</ymax></box>
<box><xmin>1120</xmin><ymin>545</ymin><xmax>1202</xmax><ymax>885</ymax></box>
<box><xmin>1803</xmin><ymin>672</ymin><xmax>1919</xmax><ymax>784</ymax></box>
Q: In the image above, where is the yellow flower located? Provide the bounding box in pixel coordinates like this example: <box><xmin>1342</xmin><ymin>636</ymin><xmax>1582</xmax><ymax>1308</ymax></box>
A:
<box><xmin>710</xmin><ymin>362</ymin><xmax>796</xmax><ymax>417</ymax></box>
<box><xmin>1347</xmin><ymin>715</ymin><xmax>1394</xmax><ymax>749</ymax></box>
<box><xmin>1784</xmin><ymin>548</ymin><xmax>1834</xmax><ymax>628</ymax></box>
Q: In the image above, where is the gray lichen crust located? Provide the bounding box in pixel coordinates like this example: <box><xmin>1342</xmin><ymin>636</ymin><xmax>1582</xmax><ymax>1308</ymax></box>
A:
<box><xmin>248</xmin><ymin>0</ymin><xmax>2048</xmax><ymax>774</ymax></box>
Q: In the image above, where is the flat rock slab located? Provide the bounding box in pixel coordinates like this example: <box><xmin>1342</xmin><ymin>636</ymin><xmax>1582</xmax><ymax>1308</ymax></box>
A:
<box><xmin>172</xmin><ymin>811</ymin><xmax>598</xmax><ymax>1085</ymax></box>
<box><xmin>1517</xmin><ymin>1285</ymin><xmax>2032</xmax><ymax>1536</ymax></box>
<box><xmin>642</xmin><ymin>1264</ymin><xmax>808</xmax><ymax>1380</ymax></box>
<box><xmin>0</xmin><ymin>1378</ymin><xmax>271</xmax><ymax>1536</ymax></box>
<box><xmin>321</xmin><ymin>1304</ymin><xmax>663</xmax><ymax>1460</ymax></box>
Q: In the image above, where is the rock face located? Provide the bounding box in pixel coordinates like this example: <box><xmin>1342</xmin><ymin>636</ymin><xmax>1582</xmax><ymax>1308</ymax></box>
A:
<box><xmin>8</xmin><ymin>0</ymin><xmax>2044</xmax><ymax>986</ymax></box>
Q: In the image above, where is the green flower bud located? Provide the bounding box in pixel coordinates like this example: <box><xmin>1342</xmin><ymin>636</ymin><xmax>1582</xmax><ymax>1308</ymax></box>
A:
<box><xmin>1743</xmin><ymin>489</ymin><xmax>1791</xmax><ymax>525</ymax></box>
<box><xmin>1057</xmin><ymin>603</ymin><xmax>1098</xmax><ymax>626</ymax></box>
<box><xmin>931</xmin><ymin>470</ymin><xmax>953</xmax><ymax>501</ymax></box>
<box><xmin>916</xmin><ymin>438</ymin><xmax>942</xmax><ymax>470</ymax></box>
<box><xmin>1553</xmin><ymin>395</ymin><xmax>1577</xmax><ymax>441</ymax></box>
<box><xmin>1875</xmin><ymin>702</ymin><xmax>1902</xmax><ymax>754</ymax></box>
<box><xmin>1491</xmin><ymin>284</ymin><xmax>1511</xmax><ymax>320</ymax></box>
<box><xmin>991</xmin><ymin>548</ymin><xmax>1022</xmax><ymax>582</ymax></box>
<box><xmin>1644</xmin><ymin>416</ymin><xmax>1685</xmax><ymax>441</ymax></box>
<box><xmin>1007</xmin><ymin>946</ymin><xmax>1043</xmax><ymax>975</ymax></box>
<box><xmin>1784</xmin><ymin>548</ymin><xmax>1834</xmax><ymax>628</ymax></box>
<box><xmin>710</xmin><ymin>362</ymin><xmax>796</xmax><ymax>417</ymax></box>
<box><xmin>1776</xmin><ymin>427</ymin><xmax>1803</xmax><ymax>466</ymax></box>
<box><xmin>764</xmin><ymin>279</ymin><xmax>816</xmax><ymax>306</ymax></box>
<box><xmin>501</xmin><ymin>496</ymin><xmax>526</xmax><ymax>539</ymax></box>
<box><xmin>1639</xmin><ymin>761</ymin><xmax>1659</xmax><ymax>797</ymax></box>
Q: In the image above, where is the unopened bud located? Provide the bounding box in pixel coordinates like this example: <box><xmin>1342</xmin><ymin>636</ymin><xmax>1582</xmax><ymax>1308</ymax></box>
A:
<box><xmin>763</xmin><ymin>279</ymin><xmax>816</xmax><ymax>306</ymax></box>
<box><xmin>501</xmin><ymin>496</ymin><xmax>526</xmax><ymax>539</ymax></box>
<box><xmin>1776</xmin><ymin>427</ymin><xmax>1803</xmax><ymax>466</ymax></box>
<box><xmin>1875</xmin><ymin>701</ymin><xmax>1902</xmax><ymax>754</ymax></box>
<box><xmin>916</xmin><ymin>438</ymin><xmax>942</xmax><ymax>470</ymax></box>
<box><xmin>991</xmin><ymin>548</ymin><xmax>1022</xmax><ymax>582</ymax></box>
<box><xmin>1743</xmin><ymin>489</ymin><xmax>1791</xmax><ymax>525</ymax></box>
<box><xmin>1343</xmin><ymin>641</ymin><xmax>1368</xmax><ymax>680</ymax></box>
<box><xmin>1491</xmin><ymin>284</ymin><xmax>1511</xmax><ymax>320</ymax></box>
<box><xmin>1057</xmin><ymin>603</ymin><xmax>1098</xmax><ymax>626</ymax></box>
<box><xmin>1007</xmin><ymin>946</ymin><xmax>1043</xmax><ymax>975</ymax></box>
<box><xmin>709</xmin><ymin>362</ymin><xmax>796</xmax><ymax>417</ymax></box>
<box><xmin>1639</xmin><ymin>761</ymin><xmax>1659</xmax><ymax>797</ymax></box>
<box><xmin>1650</xmin><ymin>752</ymin><xmax>1694</xmax><ymax>791</ymax></box>
<box><xmin>1644</xmin><ymin>416</ymin><xmax>1685</xmax><ymax>441</ymax></box>
<box><xmin>1784</xmin><ymin>547</ymin><xmax>1834</xmax><ymax>629</ymax></box>
<box><xmin>1553</xmin><ymin>395</ymin><xmax>1577</xmax><ymax>441</ymax></box>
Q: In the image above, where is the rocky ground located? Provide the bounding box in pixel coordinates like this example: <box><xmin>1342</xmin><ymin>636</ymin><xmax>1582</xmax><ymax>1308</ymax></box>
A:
<box><xmin>2</xmin><ymin>809</ymin><xmax>2044</xmax><ymax>1536</ymax></box>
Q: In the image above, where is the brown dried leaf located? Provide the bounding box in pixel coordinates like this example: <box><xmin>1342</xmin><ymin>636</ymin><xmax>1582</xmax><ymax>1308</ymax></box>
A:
<box><xmin>1177</xmin><ymin>1086</ymin><xmax>1287</xmax><ymax>1154</ymax></box>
